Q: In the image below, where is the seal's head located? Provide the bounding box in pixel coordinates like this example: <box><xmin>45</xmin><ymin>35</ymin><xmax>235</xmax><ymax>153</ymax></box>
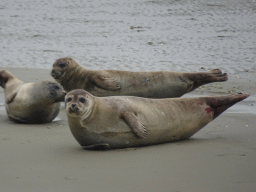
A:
<box><xmin>65</xmin><ymin>89</ymin><xmax>94</xmax><ymax>118</ymax></box>
<box><xmin>0</xmin><ymin>70</ymin><xmax>13</xmax><ymax>88</ymax></box>
<box><xmin>51</xmin><ymin>57</ymin><xmax>76</xmax><ymax>80</ymax></box>
<box><xmin>41</xmin><ymin>81</ymin><xmax>66</xmax><ymax>102</ymax></box>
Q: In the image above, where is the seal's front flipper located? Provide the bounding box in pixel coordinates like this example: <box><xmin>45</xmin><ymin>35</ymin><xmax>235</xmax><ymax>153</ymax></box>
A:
<box><xmin>92</xmin><ymin>75</ymin><xmax>121</xmax><ymax>91</ymax></box>
<box><xmin>83</xmin><ymin>143</ymin><xmax>110</xmax><ymax>150</ymax></box>
<box><xmin>6</xmin><ymin>91</ymin><xmax>18</xmax><ymax>104</ymax></box>
<box><xmin>121</xmin><ymin>112</ymin><xmax>148</xmax><ymax>138</ymax></box>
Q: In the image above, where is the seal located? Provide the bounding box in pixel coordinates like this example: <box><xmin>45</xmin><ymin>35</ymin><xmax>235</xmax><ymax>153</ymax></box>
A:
<box><xmin>51</xmin><ymin>57</ymin><xmax>228</xmax><ymax>98</ymax></box>
<box><xmin>0</xmin><ymin>69</ymin><xmax>66</xmax><ymax>124</ymax></box>
<box><xmin>65</xmin><ymin>89</ymin><xmax>249</xmax><ymax>150</ymax></box>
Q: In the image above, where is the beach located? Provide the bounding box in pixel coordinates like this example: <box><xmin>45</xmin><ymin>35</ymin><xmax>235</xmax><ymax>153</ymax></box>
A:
<box><xmin>0</xmin><ymin>0</ymin><xmax>256</xmax><ymax>191</ymax></box>
<box><xmin>0</xmin><ymin>62</ymin><xmax>255</xmax><ymax>192</ymax></box>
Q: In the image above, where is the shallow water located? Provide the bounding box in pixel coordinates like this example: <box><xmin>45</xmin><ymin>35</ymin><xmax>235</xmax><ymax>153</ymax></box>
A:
<box><xmin>0</xmin><ymin>0</ymin><xmax>255</xmax><ymax>73</ymax></box>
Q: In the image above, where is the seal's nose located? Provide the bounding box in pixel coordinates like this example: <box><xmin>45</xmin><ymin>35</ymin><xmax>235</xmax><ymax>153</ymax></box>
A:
<box><xmin>51</xmin><ymin>69</ymin><xmax>56</xmax><ymax>75</ymax></box>
<box><xmin>72</xmin><ymin>103</ymin><xmax>76</xmax><ymax>108</ymax></box>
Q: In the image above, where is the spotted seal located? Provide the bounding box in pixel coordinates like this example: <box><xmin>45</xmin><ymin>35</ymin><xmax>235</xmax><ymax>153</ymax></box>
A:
<box><xmin>65</xmin><ymin>89</ymin><xmax>248</xmax><ymax>149</ymax></box>
<box><xmin>51</xmin><ymin>57</ymin><xmax>228</xmax><ymax>98</ymax></box>
<box><xmin>0</xmin><ymin>69</ymin><xmax>66</xmax><ymax>123</ymax></box>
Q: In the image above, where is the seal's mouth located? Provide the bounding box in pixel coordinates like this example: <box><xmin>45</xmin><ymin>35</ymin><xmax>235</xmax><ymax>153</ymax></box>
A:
<box><xmin>68</xmin><ymin>106</ymin><xmax>79</xmax><ymax>113</ymax></box>
<box><xmin>67</xmin><ymin>105</ymin><xmax>91</xmax><ymax>118</ymax></box>
<box><xmin>56</xmin><ymin>91</ymin><xmax>67</xmax><ymax>102</ymax></box>
<box><xmin>51</xmin><ymin>69</ymin><xmax>63</xmax><ymax>79</ymax></box>
<box><xmin>68</xmin><ymin>104</ymin><xmax>82</xmax><ymax>116</ymax></box>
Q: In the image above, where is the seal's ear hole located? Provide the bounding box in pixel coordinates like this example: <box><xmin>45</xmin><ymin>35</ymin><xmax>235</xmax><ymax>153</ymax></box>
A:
<box><xmin>66</xmin><ymin>97</ymin><xmax>72</xmax><ymax>102</ymax></box>
<box><xmin>79</xmin><ymin>97</ymin><xmax>86</xmax><ymax>104</ymax></box>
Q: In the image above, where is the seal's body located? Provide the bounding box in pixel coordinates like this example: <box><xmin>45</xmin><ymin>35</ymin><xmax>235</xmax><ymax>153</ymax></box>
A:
<box><xmin>0</xmin><ymin>70</ymin><xmax>66</xmax><ymax>124</ymax></box>
<box><xmin>65</xmin><ymin>89</ymin><xmax>248</xmax><ymax>149</ymax></box>
<box><xmin>51</xmin><ymin>57</ymin><xmax>228</xmax><ymax>98</ymax></box>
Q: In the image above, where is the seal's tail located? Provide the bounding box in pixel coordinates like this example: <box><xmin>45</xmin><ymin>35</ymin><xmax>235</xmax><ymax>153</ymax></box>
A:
<box><xmin>204</xmin><ymin>93</ymin><xmax>249</xmax><ymax>119</ymax></box>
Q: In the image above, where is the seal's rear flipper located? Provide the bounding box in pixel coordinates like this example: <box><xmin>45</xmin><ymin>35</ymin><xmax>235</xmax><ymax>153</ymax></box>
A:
<box><xmin>185</xmin><ymin>69</ymin><xmax>228</xmax><ymax>92</ymax></box>
<box><xmin>83</xmin><ymin>143</ymin><xmax>110</xmax><ymax>150</ymax></box>
<box><xmin>204</xmin><ymin>68</ymin><xmax>228</xmax><ymax>82</ymax></box>
<box><xmin>205</xmin><ymin>93</ymin><xmax>249</xmax><ymax>119</ymax></box>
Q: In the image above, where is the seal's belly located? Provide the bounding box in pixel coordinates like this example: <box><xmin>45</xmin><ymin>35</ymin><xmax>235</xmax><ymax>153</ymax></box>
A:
<box><xmin>6</xmin><ymin>93</ymin><xmax>60</xmax><ymax>123</ymax></box>
<box><xmin>6</xmin><ymin>96</ymin><xmax>32</xmax><ymax>118</ymax></box>
<box><xmin>90</xmin><ymin>72</ymin><xmax>189</xmax><ymax>98</ymax></box>
<box><xmin>70</xmin><ymin>107</ymin><xmax>213</xmax><ymax>149</ymax></box>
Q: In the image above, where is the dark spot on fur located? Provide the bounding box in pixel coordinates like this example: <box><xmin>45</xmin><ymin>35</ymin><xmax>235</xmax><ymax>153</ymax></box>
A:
<box><xmin>178</xmin><ymin>75</ymin><xmax>187</xmax><ymax>83</ymax></box>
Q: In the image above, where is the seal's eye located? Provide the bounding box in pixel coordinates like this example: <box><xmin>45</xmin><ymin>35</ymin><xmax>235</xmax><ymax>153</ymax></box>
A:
<box><xmin>79</xmin><ymin>97</ymin><xmax>86</xmax><ymax>104</ymax></box>
<box><xmin>53</xmin><ymin>85</ymin><xmax>60</xmax><ymax>90</ymax></box>
<box><xmin>59</xmin><ymin>62</ymin><xmax>66</xmax><ymax>68</ymax></box>
<box><xmin>66</xmin><ymin>97</ymin><xmax>72</xmax><ymax>102</ymax></box>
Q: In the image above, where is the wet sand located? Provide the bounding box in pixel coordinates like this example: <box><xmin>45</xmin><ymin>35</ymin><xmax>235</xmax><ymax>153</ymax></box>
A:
<box><xmin>0</xmin><ymin>67</ymin><xmax>255</xmax><ymax>192</ymax></box>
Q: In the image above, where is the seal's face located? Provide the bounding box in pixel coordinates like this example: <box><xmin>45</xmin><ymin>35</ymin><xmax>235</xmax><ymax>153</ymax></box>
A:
<box><xmin>65</xmin><ymin>89</ymin><xmax>93</xmax><ymax>118</ymax></box>
<box><xmin>51</xmin><ymin>57</ymin><xmax>72</xmax><ymax>80</ymax></box>
<box><xmin>45</xmin><ymin>81</ymin><xmax>66</xmax><ymax>102</ymax></box>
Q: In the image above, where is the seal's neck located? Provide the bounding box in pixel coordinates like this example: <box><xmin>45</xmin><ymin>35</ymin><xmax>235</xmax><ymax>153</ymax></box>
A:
<box><xmin>81</xmin><ymin>98</ymin><xmax>98</xmax><ymax>125</ymax></box>
<box><xmin>60</xmin><ymin>64</ymin><xmax>89</xmax><ymax>91</ymax></box>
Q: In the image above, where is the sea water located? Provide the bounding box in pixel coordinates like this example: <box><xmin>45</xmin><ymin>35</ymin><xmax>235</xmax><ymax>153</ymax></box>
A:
<box><xmin>0</xmin><ymin>0</ymin><xmax>255</xmax><ymax>74</ymax></box>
